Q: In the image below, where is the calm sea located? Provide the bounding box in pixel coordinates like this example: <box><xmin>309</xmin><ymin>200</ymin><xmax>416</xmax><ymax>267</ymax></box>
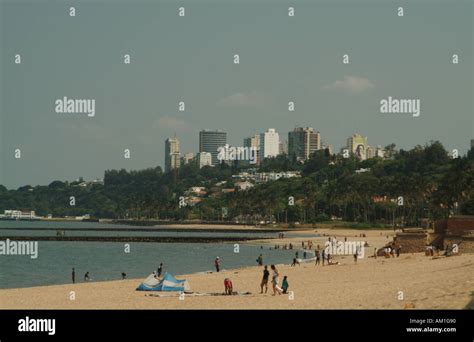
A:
<box><xmin>0</xmin><ymin>221</ymin><xmax>298</xmax><ymax>289</ymax></box>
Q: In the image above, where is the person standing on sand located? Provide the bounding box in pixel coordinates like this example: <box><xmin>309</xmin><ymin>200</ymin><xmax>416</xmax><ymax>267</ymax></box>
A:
<box><xmin>72</xmin><ymin>268</ymin><xmax>75</xmax><ymax>284</ymax></box>
<box><xmin>257</xmin><ymin>254</ymin><xmax>263</xmax><ymax>266</ymax></box>
<box><xmin>214</xmin><ymin>257</ymin><xmax>221</xmax><ymax>272</ymax></box>
<box><xmin>315</xmin><ymin>249</ymin><xmax>320</xmax><ymax>265</ymax></box>
<box><xmin>281</xmin><ymin>276</ymin><xmax>289</xmax><ymax>294</ymax></box>
<box><xmin>270</xmin><ymin>265</ymin><xmax>282</xmax><ymax>296</ymax></box>
<box><xmin>322</xmin><ymin>249</ymin><xmax>326</xmax><ymax>266</ymax></box>
<box><xmin>157</xmin><ymin>263</ymin><xmax>163</xmax><ymax>277</ymax></box>
<box><xmin>260</xmin><ymin>265</ymin><xmax>270</xmax><ymax>293</ymax></box>
<box><xmin>84</xmin><ymin>272</ymin><xmax>90</xmax><ymax>281</ymax></box>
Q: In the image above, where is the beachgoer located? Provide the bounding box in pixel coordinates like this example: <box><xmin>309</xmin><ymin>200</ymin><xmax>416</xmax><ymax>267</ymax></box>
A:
<box><xmin>224</xmin><ymin>278</ymin><xmax>233</xmax><ymax>295</ymax></box>
<box><xmin>84</xmin><ymin>272</ymin><xmax>90</xmax><ymax>281</ymax></box>
<box><xmin>257</xmin><ymin>254</ymin><xmax>263</xmax><ymax>266</ymax></box>
<box><xmin>121</xmin><ymin>272</ymin><xmax>127</xmax><ymax>280</ymax></box>
<box><xmin>315</xmin><ymin>250</ymin><xmax>320</xmax><ymax>265</ymax></box>
<box><xmin>281</xmin><ymin>276</ymin><xmax>289</xmax><ymax>294</ymax></box>
<box><xmin>260</xmin><ymin>265</ymin><xmax>270</xmax><ymax>293</ymax></box>
<box><xmin>215</xmin><ymin>257</ymin><xmax>221</xmax><ymax>272</ymax></box>
<box><xmin>303</xmin><ymin>251</ymin><xmax>307</xmax><ymax>259</ymax></box>
<box><xmin>157</xmin><ymin>263</ymin><xmax>163</xmax><ymax>277</ymax></box>
<box><xmin>72</xmin><ymin>268</ymin><xmax>75</xmax><ymax>284</ymax></box>
<box><xmin>291</xmin><ymin>257</ymin><xmax>300</xmax><ymax>266</ymax></box>
<box><xmin>270</xmin><ymin>265</ymin><xmax>282</xmax><ymax>296</ymax></box>
<box><xmin>322</xmin><ymin>249</ymin><xmax>326</xmax><ymax>266</ymax></box>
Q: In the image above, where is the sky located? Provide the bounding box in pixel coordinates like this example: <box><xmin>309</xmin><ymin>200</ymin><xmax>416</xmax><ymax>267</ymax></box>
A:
<box><xmin>0</xmin><ymin>0</ymin><xmax>473</xmax><ymax>189</ymax></box>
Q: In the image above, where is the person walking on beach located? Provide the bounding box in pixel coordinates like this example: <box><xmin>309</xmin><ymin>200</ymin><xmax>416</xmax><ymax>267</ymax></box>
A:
<box><xmin>291</xmin><ymin>257</ymin><xmax>300</xmax><ymax>267</ymax></box>
<box><xmin>322</xmin><ymin>249</ymin><xmax>326</xmax><ymax>266</ymax></box>
<box><xmin>84</xmin><ymin>272</ymin><xmax>90</xmax><ymax>282</ymax></box>
<box><xmin>270</xmin><ymin>265</ymin><xmax>282</xmax><ymax>296</ymax></box>
<box><xmin>157</xmin><ymin>263</ymin><xmax>163</xmax><ymax>277</ymax></box>
<box><xmin>315</xmin><ymin>249</ymin><xmax>320</xmax><ymax>266</ymax></box>
<box><xmin>121</xmin><ymin>272</ymin><xmax>127</xmax><ymax>280</ymax></box>
<box><xmin>260</xmin><ymin>265</ymin><xmax>270</xmax><ymax>293</ymax></box>
<box><xmin>214</xmin><ymin>257</ymin><xmax>221</xmax><ymax>272</ymax></box>
<box><xmin>72</xmin><ymin>268</ymin><xmax>75</xmax><ymax>284</ymax></box>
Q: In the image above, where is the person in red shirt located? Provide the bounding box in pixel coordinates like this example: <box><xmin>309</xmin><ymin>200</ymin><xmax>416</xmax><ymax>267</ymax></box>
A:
<box><xmin>224</xmin><ymin>278</ymin><xmax>233</xmax><ymax>295</ymax></box>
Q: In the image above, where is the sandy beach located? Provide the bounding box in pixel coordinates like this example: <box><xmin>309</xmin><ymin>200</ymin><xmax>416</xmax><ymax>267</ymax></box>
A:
<box><xmin>1</xmin><ymin>228</ymin><xmax>473</xmax><ymax>310</ymax></box>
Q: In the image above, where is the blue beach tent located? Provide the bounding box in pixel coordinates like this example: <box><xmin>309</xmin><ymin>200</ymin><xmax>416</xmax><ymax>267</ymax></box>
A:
<box><xmin>136</xmin><ymin>272</ymin><xmax>191</xmax><ymax>292</ymax></box>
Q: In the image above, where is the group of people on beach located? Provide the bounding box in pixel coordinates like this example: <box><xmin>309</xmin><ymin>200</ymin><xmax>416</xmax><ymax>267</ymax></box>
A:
<box><xmin>71</xmin><ymin>268</ymin><xmax>92</xmax><ymax>283</ymax></box>
<box><xmin>260</xmin><ymin>264</ymin><xmax>289</xmax><ymax>296</ymax></box>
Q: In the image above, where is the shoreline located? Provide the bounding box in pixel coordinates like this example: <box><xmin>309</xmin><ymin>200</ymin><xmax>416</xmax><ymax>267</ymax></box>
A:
<box><xmin>1</xmin><ymin>252</ymin><xmax>472</xmax><ymax>309</ymax></box>
<box><xmin>1</xmin><ymin>228</ymin><xmax>473</xmax><ymax>309</ymax></box>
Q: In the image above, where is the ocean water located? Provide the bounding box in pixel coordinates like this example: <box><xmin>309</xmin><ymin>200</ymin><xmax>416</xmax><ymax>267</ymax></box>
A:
<box><xmin>0</xmin><ymin>221</ymin><xmax>298</xmax><ymax>289</ymax></box>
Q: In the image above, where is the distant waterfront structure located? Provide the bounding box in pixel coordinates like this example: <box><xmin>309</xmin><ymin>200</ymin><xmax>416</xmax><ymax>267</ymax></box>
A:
<box><xmin>288</xmin><ymin>127</ymin><xmax>321</xmax><ymax>161</ymax></box>
<box><xmin>260</xmin><ymin>128</ymin><xmax>279</xmax><ymax>159</ymax></box>
<box><xmin>197</xmin><ymin>152</ymin><xmax>212</xmax><ymax>168</ymax></box>
<box><xmin>165</xmin><ymin>135</ymin><xmax>181</xmax><ymax>172</ymax></box>
<box><xmin>199</xmin><ymin>129</ymin><xmax>227</xmax><ymax>166</ymax></box>
<box><xmin>346</xmin><ymin>133</ymin><xmax>368</xmax><ymax>160</ymax></box>
<box><xmin>243</xmin><ymin>134</ymin><xmax>260</xmax><ymax>165</ymax></box>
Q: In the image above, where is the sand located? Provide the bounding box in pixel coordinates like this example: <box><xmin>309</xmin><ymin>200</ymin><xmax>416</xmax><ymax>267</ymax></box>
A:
<box><xmin>1</xmin><ymin>228</ymin><xmax>473</xmax><ymax>310</ymax></box>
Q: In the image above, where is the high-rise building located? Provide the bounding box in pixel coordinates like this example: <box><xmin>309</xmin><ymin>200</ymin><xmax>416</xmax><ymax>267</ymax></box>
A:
<box><xmin>288</xmin><ymin>127</ymin><xmax>321</xmax><ymax>161</ymax></box>
<box><xmin>199</xmin><ymin>129</ymin><xmax>227</xmax><ymax>166</ymax></box>
<box><xmin>243</xmin><ymin>134</ymin><xmax>260</xmax><ymax>165</ymax></box>
<box><xmin>260</xmin><ymin>128</ymin><xmax>280</xmax><ymax>159</ymax></box>
<box><xmin>346</xmin><ymin>133</ymin><xmax>368</xmax><ymax>160</ymax></box>
<box><xmin>197</xmin><ymin>152</ymin><xmax>212</xmax><ymax>168</ymax></box>
<box><xmin>279</xmin><ymin>139</ymin><xmax>288</xmax><ymax>155</ymax></box>
<box><xmin>165</xmin><ymin>135</ymin><xmax>181</xmax><ymax>172</ymax></box>
<box><xmin>183</xmin><ymin>152</ymin><xmax>195</xmax><ymax>165</ymax></box>
<box><xmin>366</xmin><ymin>145</ymin><xmax>384</xmax><ymax>159</ymax></box>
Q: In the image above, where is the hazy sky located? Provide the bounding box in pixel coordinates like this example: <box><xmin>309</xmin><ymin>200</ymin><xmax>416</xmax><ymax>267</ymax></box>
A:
<box><xmin>1</xmin><ymin>0</ymin><xmax>473</xmax><ymax>189</ymax></box>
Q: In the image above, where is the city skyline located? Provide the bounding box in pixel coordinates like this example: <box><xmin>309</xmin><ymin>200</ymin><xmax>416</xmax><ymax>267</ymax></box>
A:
<box><xmin>1</xmin><ymin>1</ymin><xmax>472</xmax><ymax>188</ymax></box>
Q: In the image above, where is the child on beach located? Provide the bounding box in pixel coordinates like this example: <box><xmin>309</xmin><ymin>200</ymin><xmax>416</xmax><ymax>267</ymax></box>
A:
<box><xmin>260</xmin><ymin>265</ymin><xmax>270</xmax><ymax>293</ymax></box>
<box><xmin>281</xmin><ymin>276</ymin><xmax>289</xmax><ymax>294</ymax></box>
<box><xmin>270</xmin><ymin>265</ymin><xmax>282</xmax><ymax>296</ymax></box>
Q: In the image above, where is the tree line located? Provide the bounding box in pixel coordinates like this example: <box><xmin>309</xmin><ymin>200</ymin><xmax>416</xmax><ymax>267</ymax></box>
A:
<box><xmin>0</xmin><ymin>141</ymin><xmax>473</xmax><ymax>226</ymax></box>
